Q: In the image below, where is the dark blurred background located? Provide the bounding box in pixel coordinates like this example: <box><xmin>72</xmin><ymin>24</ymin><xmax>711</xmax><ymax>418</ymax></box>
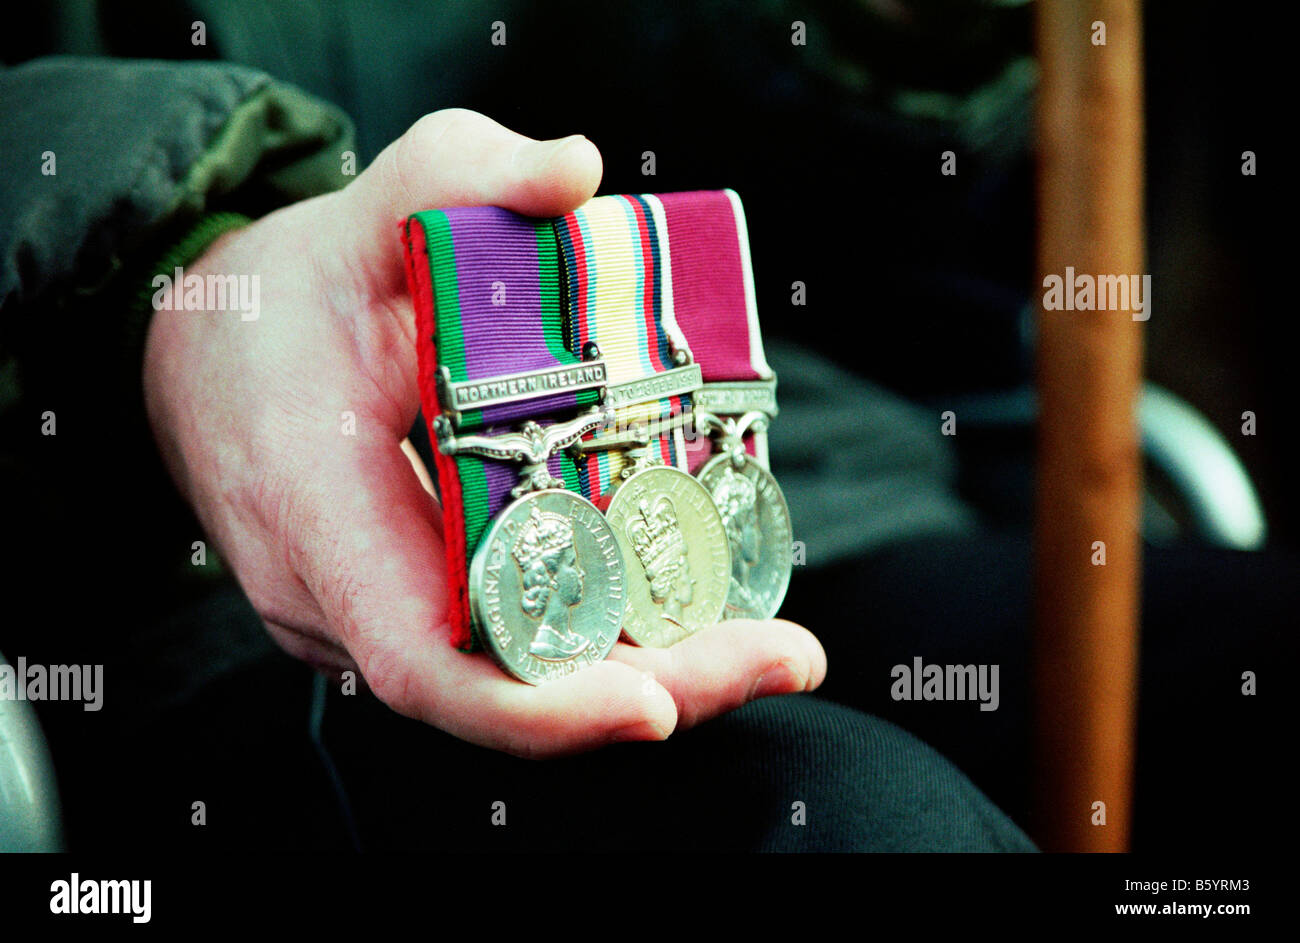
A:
<box><xmin>2</xmin><ymin>0</ymin><xmax>1293</xmax><ymax>853</ymax></box>
<box><xmin>10</xmin><ymin>0</ymin><xmax>1288</xmax><ymax>533</ymax></box>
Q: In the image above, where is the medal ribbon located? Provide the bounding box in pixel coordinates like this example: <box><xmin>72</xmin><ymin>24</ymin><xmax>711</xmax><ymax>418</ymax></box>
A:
<box><xmin>656</xmin><ymin>189</ymin><xmax>773</xmax><ymax>470</ymax></box>
<box><xmin>554</xmin><ymin>194</ymin><xmax>691</xmax><ymax>503</ymax></box>
<box><xmin>404</xmin><ymin>206</ymin><xmax>593</xmax><ymax>648</ymax></box>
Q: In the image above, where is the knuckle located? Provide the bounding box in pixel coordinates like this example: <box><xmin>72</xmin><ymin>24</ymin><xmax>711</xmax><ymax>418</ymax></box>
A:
<box><xmin>319</xmin><ymin>555</ymin><xmax>369</xmax><ymax>650</ymax></box>
<box><xmin>246</xmin><ymin>462</ymin><xmax>295</xmax><ymax>538</ymax></box>
<box><xmin>360</xmin><ymin>643</ymin><xmax>416</xmax><ymax>715</ymax></box>
<box><xmin>410</xmin><ymin>108</ymin><xmax>483</xmax><ymax>144</ymax></box>
<box><xmin>403</xmin><ymin>109</ymin><xmax>474</xmax><ymax>168</ymax></box>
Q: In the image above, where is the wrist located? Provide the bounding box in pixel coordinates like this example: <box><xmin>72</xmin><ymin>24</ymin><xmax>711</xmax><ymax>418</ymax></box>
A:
<box><xmin>133</xmin><ymin>213</ymin><xmax>254</xmax><ymax>319</ymax></box>
<box><xmin>140</xmin><ymin>216</ymin><xmax>252</xmax><ymax>502</ymax></box>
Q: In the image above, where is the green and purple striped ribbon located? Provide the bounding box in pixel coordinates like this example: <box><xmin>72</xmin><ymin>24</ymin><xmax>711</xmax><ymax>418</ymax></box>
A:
<box><xmin>409</xmin><ymin>206</ymin><xmax>596</xmax><ymax>579</ymax></box>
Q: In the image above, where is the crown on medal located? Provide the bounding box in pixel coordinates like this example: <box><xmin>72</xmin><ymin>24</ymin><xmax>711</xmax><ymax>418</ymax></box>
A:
<box><xmin>627</xmin><ymin>495</ymin><xmax>685</xmax><ymax>572</ymax></box>
<box><xmin>512</xmin><ymin>505</ymin><xmax>571</xmax><ymax>567</ymax></box>
<box><xmin>713</xmin><ymin>466</ymin><xmax>757</xmax><ymax>517</ymax></box>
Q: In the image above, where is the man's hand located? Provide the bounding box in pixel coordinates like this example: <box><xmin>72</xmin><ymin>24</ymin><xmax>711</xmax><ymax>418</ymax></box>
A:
<box><xmin>142</xmin><ymin>109</ymin><xmax>826</xmax><ymax>759</ymax></box>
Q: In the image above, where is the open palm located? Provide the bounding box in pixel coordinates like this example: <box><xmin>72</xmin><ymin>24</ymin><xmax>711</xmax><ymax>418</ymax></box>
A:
<box><xmin>143</xmin><ymin>109</ymin><xmax>825</xmax><ymax>759</ymax></box>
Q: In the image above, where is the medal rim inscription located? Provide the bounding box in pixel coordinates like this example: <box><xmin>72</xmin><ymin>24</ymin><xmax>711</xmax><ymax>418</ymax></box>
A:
<box><xmin>469</xmin><ymin>489</ymin><xmax>625</xmax><ymax>684</ymax></box>
<box><xmin>606</xmin><ymin>465</ymin><xmax>731</xmax><ymax>647</ymax></box>
<box><xmin>697</xmin><ymin>451</ymin><xmax>793</xmax><ymax>621</ymax></box>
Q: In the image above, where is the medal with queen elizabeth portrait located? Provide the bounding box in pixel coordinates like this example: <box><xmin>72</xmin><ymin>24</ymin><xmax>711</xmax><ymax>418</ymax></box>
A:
<box><xmin>656</xmin><ymin>190</ymin><xmax>793</xmax><ymax>621</ymax></box>
<box><xmin>604</xmin><ymin>463</ymin><xmax>730</xmax><ymax>647</ymax></box>
<box><xmin>404</xmin><ymin>205</ymin><xmax>626</xmax><ymax>683</ymax></box>
<box><xmin>555</xmin><ymin>194</ymin><xmax>731</xmax><ymax>646</ymax></box>
<box><xmin>452</xmin><ymin>414</ymin><xmax>627</xmax><ymax>683</ymax></box>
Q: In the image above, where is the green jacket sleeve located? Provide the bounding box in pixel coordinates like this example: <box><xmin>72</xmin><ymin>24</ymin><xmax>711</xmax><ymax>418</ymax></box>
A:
<box><xmin>0</xmin><ymin>56</ymin><xmax>353</xmax><ymax>314</ymax></box>
<box><xmin>0</xmin><ymin>56</ymin><xmax>355</xmax><ymax>412</ymax></box>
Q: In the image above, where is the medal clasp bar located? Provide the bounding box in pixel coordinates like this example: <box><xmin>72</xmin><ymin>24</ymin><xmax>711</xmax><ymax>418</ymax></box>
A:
<box><xmin>691</xmin><ymin>375</ymin><xmax>778</xmax><ymax>420</ymax></box>
<box><xmin>601</xmin><ymin>362</ymin><xmax>702</xmax><ymax>410</ymax></box>
<box><xmin>435</xmin><ymin>359</ymin><xmax>608</xmax><ymax>429</ymax></box>
<box><xmin>572</xmin><ymin>357</ymin><xmax>701</xmax><ymax>472</ymax></box>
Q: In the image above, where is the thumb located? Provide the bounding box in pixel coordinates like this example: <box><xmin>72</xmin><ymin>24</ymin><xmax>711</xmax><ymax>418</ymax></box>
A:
<box><xmin>340</xmin><ymin>108</ymin><xmax>602</xmax><ymax>269</ymax></box>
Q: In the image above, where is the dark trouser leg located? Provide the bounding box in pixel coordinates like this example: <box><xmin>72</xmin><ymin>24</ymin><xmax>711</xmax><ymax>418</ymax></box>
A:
<box><xmin>323</xmin><ymin>687</ymin><xmax>1036</xmax><ymax>852</ymax></box>
<box><xmin>784</xmin><ymin>534</ymin><xmax>1296</xmax><ymax>852</ymax></box>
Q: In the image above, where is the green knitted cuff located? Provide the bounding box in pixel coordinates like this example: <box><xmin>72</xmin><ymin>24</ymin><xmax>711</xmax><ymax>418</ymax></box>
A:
<box><xmin>120</xmin><ymin>211</ymin><xmax>253</xmax><ymax>388</ymax></box>
<box><xmin>131</xmin><ymin>212</ymin><xmax>255</xmax><ymax>322</ymax></box>
<box><xmin>111</xmin><ymin>210</ymin><xmax>252</xmax><ymax>442</ymax></box>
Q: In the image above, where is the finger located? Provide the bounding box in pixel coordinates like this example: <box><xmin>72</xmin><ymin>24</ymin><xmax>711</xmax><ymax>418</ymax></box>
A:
<box><xmin>400</xmin><ymin>437</ymin><xmax>438</xmax><ymax>500</ymax></box>
<box><xmin>366</xmin><ymin>642</ymin><xmax>679</xmax><ymax>758</ymax></box>
<box><xmin>608</xmin><ymin>619</ymin><xmax>828</xmax><ymax>730</ymax></box>
<box><xmin>289</xmin><ymin>425</ymin><xmax>678</xmax><ymax>757</ymax></box>
<box><xmin>342</xmin><ymin>108</ymin><xmax>602</xmax><ymax>264</ymax></box>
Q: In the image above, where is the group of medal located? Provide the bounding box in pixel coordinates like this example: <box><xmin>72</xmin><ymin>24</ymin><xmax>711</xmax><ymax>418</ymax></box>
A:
<box><xmin>402</xmin><ymin>190</ymin><xmax>792</xmax><ymax>683</ymax></box>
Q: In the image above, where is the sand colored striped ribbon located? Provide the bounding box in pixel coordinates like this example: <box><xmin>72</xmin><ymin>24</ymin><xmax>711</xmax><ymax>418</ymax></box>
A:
<box><xmin>554</xmin><ymin>194</ymin><xmax>693</xmax><ymax>502</ymax></box>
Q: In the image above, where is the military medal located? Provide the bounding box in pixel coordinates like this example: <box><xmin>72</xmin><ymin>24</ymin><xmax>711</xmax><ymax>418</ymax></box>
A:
<box><xmin>403</xmin><ymin>205</ymin><xmax>625</xmax><ymax>682</ymax></box>
<box><xmin>402</xmin><ymin>191</ymin><xmax>790</xmax><ymax>678</ymax></box>
<box><xmin>448</xmin><ymin>413</ymin><xmax>625</xmax><ymax>684</ymax></box>
<box><xmin>657</xmin><ymin>190</ymin><xmax>793</xmax><ymax>620</ymax></box>
<box><xmin>554</xmin><ymin>195</ymin><xmax>730</xmax><ymax>646</ymax></box>
<box><xmin>694</xmin><ymin>434</ymin><xmax>792</xmax><ymax>622</ymax></box>
<box><xmin>604</xmin><ymin>464</ymin><xmax>731</xmax><ymax>647</ymax></box>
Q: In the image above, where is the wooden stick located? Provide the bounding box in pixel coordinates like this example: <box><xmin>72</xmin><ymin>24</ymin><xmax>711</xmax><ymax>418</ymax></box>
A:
<box><xmin>1033</xmin><ymin>0</ymin><xmax>1145</xmax><ymax>853</ymax></box>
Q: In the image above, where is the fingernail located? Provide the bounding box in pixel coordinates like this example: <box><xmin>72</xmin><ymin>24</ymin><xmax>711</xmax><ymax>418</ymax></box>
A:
<box><xmin>548</xmin><ymin>133</ymin><xmax>588</xmax><ymax>149</ymax></box>
<box><xmin>610</xmin><ymin>719</ymin><xmax>669</xmax><ymax>744</ymax></box>
<box><xmin>800</xmin><ymin>635</ymin><xmax>826</xmax><ymax>689</ymax></box>
<box><xmin>521</xmin><ymin>134</ymin><xmax>587</xmax><ymax>173</ymax></box>
<box><xmin>750</xmin><ymin>662</ymin><xmax>804</xmax><ymax>700</ymax></box>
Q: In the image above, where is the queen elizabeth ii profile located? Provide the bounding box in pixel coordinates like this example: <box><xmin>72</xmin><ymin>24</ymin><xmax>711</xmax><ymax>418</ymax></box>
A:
<box><xmin>712</xmin><ymin>466</ymin><xmax>760</xmax><ymax>612</ymax></box>
<box><xmin>512</xmin><ymin>505</ymin><xmax>591</xmax><ymax>660</ymax></box>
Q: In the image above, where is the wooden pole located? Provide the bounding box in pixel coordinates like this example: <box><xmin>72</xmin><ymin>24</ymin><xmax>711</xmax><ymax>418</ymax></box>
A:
<box><xmin>1033</xmin><ymin>0</ymin><xmax>1145</xmax><ymax>852</ymax></box>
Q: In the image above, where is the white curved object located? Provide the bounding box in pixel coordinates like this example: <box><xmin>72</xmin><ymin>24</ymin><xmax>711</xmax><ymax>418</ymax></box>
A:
<box><xmin>0</xmin><ymin>650</ymin><xmax>64</xmax><ymax>851</ymax></box>
<box><xmin>1139</xmin><ymin>384</ymin><xmax>1267</xmax><ymax>550</ymax></box>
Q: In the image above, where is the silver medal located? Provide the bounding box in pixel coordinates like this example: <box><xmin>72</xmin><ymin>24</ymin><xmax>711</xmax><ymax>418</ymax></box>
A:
<box><xmin>695</xmin><ymin>406</ymin><xmax>792</xmax><ymax>620</ymax></box>
<box><xmin>469</xmin><ymin>489</ymin><xmax>624</xmax><ymax>684</ymax></box>
<box><xmin>604</xmin><ymin>462</ymin><xmax>731</xmax><ymax>648</ymax></box>
<box><xmin>697</xmin><ymin>451</ymin><xmax>792</xmax><ymax>620</ymax></box>
<box><xmin>438</xmin><ymin>407</ymin><xmax>626</xmax><ymax>684</ymax></box>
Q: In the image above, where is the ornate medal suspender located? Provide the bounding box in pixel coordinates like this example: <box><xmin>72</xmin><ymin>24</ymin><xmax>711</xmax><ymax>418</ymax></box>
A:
<box><xmin>403</xmin><ymin>206</ymin><xmax>625</xmax><ymax>683</ymax></box>
<box><xmin>656</xmin><ymin>190</ymin><xmax>793</xmax><ymax>620</ymax></box>
<box><xmin>555</xmin><ymin>195</ymin><xmax>732</xmax><ymax>648</ymax></box>
<box><xmin>553</xmin><ymin>195</ymin><xmax>695</xmax><ymax>492</ymax></box>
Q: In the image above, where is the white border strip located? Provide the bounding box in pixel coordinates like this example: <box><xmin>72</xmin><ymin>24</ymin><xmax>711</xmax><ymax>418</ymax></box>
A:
<box><xmin>724</xmin><ymin>188</ymin><xmax>773</xmax><ymax>379</ymax></box>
